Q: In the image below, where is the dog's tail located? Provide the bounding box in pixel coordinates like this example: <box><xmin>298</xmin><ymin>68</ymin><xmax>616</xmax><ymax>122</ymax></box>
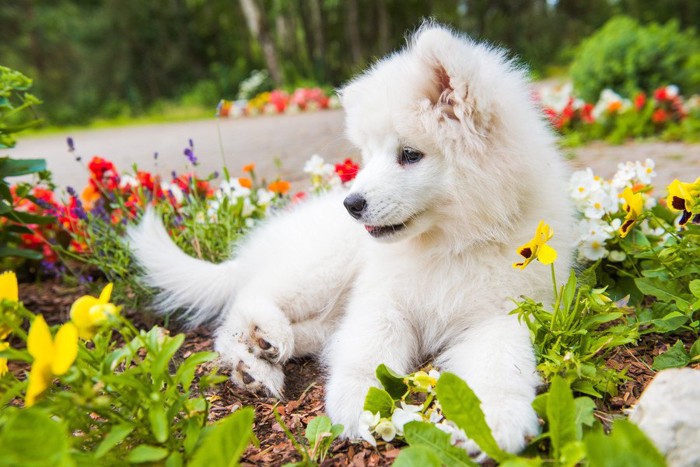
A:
<box><xmin>128</xmin><ymin>209</ymin><xmax>237</xmax><ymax>328</ymax></box>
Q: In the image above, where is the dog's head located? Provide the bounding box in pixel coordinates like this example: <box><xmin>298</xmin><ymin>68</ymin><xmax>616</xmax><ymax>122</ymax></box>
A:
<box><xmin>339</xmin><ymin>24</ymin><xmax>558</xmax><ymax>247</ymax></box>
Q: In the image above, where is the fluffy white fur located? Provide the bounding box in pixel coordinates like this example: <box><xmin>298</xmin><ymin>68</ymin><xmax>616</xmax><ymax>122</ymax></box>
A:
<box><xmin>129</xmin><ymin>24</ymin><xmax>575</xmax><ymax>455</ymax></box>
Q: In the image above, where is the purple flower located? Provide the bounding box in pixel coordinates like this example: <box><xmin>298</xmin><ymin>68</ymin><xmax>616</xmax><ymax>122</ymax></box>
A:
<box><xmin>154</xmin><ymin>152</ymin><xmax>159</xmax><ymax>160</ymax></box>
<box><xmin>171</xmin><ymin>170</ymin><xmax>178</xmax><ymax>179</ymax></box>
<box><xmin>184</xmin><ymin>147</ymin><xmax>198</xmax><ymax>166</ymax></box>
<box><xmin>66</xmin><ymin>186</ymin><xmax>77</xmax><ymax>197</ymax></box>
<box><xmin>188</xmin><ymin>138</ymin><xmax>194</xmax><ymax>148</ymax></box>
<box><xmin>67</xmin><ymin>137</ymin><xmax>75</xmax><ymax>152</ymax></box>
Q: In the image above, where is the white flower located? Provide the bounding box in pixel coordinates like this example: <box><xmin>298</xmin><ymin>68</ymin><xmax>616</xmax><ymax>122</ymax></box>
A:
<box><xmin>242</xmin><ymin>197</ymin><xmax>255</xmax><ymax>217</ymax></box>
<box><xmin>375</xmin><ymin>420</ymin><xmax>397</xmax><ymax>442</ymax></box>
<box><xmin>391</xmin><ymin>402</ymin><xmax>423</xmax><ymax>435</ymax></box>
<box><xmin>569</xmin><ymin>168</ymin><xmax>602</xmax><ymax>201</ymax></box>
<box><xmin>303</xmin><ymin>154</ymin><xmax>332</xmax><ymax>177</ymax></box>
<box><xmin>583</xmin><ymin>190</ymin><xmax>614</xmax><ymax>219</ymax></box>
<box><xmin>538</xmin><ymin>83</ymin><xmax>574</xmax><ymax>113</ymax></box>
<box><xmin>256</xmin><ymin>188</ymin><xmax>275</xmax><ymax>206</ymax></box>
<box><xmin>578</xmin><ymin>219</ymin><xmax>614</xmax><ymax>241</ymax></box>
<box><xmin>635</xmin><ymin>159</ymin><xmax>656</xmax><ymax>185</ymax></box>
<box><xmin>358</xmin><ymin>411</ymin><xmax>380</xmax><ymax>446</ymax></box>
<box><xmin>593</xmin><ymin>89</ymin><xmax>631</xmax><ymax>120</ymax></box>
<box><xmin>612</xmin><ymin>162</ymin><xmax>637</xmax><ymax>189</ymax></box>
<box><xmin>428</xmin><ymin>410</ymin><xmax>443</xmax><ymax>424</ymax></box>
<box><xmin>666</xmin><ymin>85</ymin><xmax>679</xmax><ymax>98</ymax></box>
<box><xmin>608</xmin><ymin>250</ymin><xmax>626</xmax><ymax>262</ymax></box>
<box><xmin>161</xmin><ymin>182</ymin><xmax>184</xmax><ymax>204</ymax></box>
<box><xmin>217</xmin><ymin>179</ymin><xmax>250</xmax><ymax>200</ymax></box>
<box><xmin>579</xmin><ymin>233</ymin><xmax>609</xmax><ymax>261</ymax></box>
<box><xmin>119</xmin><ymin>174</ymin><xmax>138</xmax><ymax>189</ymax></box>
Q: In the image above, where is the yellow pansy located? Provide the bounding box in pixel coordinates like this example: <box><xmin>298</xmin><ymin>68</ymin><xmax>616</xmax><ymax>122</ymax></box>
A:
<box><xmin>0</xmin><ymin>271</ymin><xmax>19</xmax><ymax>340</ymax></box>
<box><xmin>70</xmin><ymin>283</ymin><xmax>118</xmax><ymax>340</ymax></box>
<box><xmin>619</xmin><ymin>187</ymin><xmax>645</xmax><ymax>238</ymax></box>
<box><xmin>25</xmin><ymin>315</ymin><xmax>78</xmax><ymax>406</ymax></box>
<box><xmin>667</xmin><ymin>178</ymin><xmax>700</xmax><ymax>226</ymax></box>
<box><xmin>0</xmin><ymin>341</ymin><xmax>8</xmax><ymax>376</ymax></box>
<box><xmin>513</xmin><ymin>220</ymin><xmax>558</xmax><ymax>269</ymax></box>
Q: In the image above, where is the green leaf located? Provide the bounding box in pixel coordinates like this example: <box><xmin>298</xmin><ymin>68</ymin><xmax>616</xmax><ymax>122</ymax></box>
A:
<box><xmin>376</xmin><ymin>364</ymin><xmax>408</xmax><ymax>399</ymax></box>
<box><xmin>652</xmin><ymin>340</ymin><xmax>690</xmax><ymax>370</ymax></box>
<box><xmin>635</xmin><ymin>277</ymin><xmax>691</xmax><ymax>310</ymax></box>
<box><xmin>561</xmin><ymin>270</ymin><xmax>578</xmax><ymax>310</ymax></box>
<box><xmin>573</xmin><ymin>397</ymin><xmax>596</xmax><ymax>437</ymax></box>
<box><xmin>127</xmin><ymin>445</ymin><xmax>169</xmax><ymax>463</ymax></box>
<box><xmin>148</xmin><ymin>404</ymin><xmax>170</xmax><ymax>443</ymax></box>
<box><xmin>690</xmin><ymin>338</ymin><xmax>700</xmax><ymax>360</ymax></box>
<box><xmin>584</xmin><ymin>419</ymin><xmax>665</xmax><ymax>467</ymax></box>
<box><xmin>546</xmin><ymin>376</ymin><xmax>578</xmax><ymax>460</ymax></box>
<box><xmin>94</xmin><ymin>424</ymin><xmax>134</xmax><ymax>459</ymax></box>
<box><xmin>363</xmin><ymin>387</ymin><xmax>395</xmax><ymax>418</ymax></box>
<box><xmin>0</xmin><ymin>157</ymin><xmax>46</xmax><ymax>177</ymax></box>
<box><xmin>0</xmin><ymin>409</ymin><xmax>74</xmax><ymax>466</ymax></box>
<box><xmin>690</xmin><ymin>280</ymin><xmax>700</xmax><ymax>298</ymax></box>
<box><xmin>650</xmin><ymin>311</ymin><xmax>689</xmax><ymax>333</ymax></box>
<box><xmin>165</xmin><ymin>452</ymin><xmax>184</xmax><ymax>467</ymax></box>
<box><xmin>403</xmin><ymin>421</ymin><xmax>477</xmax><ymax>466</ymax></box>
<box><xmin>0</xmin><ymin>245</ymin><xmax>44</xmax><ymax>260</ymax></box>
<box><xmin>305</xmin><ymin>415</ymin><xmax>332</xmax><ymax>450</ymax></box>
<box><xmin>393</xmin><ymin>446</ymin><xmax>443</xmax><ymax>467</ymax></box>
<box><xmin>435</xmin><ymin>372</ymin><xmax>509</xmax><ymax>462</ymax></box>
<box><xmin>3</xmin><ymin>209</ymin><xmax>55</xmax><ymax>225</ymax></box>
<box><xmin>189</xmin><ymin>407</ymin><xmax>255</xmax><ymax>467</ymax></box>
<box><xmin>151</xmin><ymin>333</ymin><xmax>185</xmax><ymax>381</ymax></box>
<box><xmin>175</xmin><ymin>351</ymin><xmax>218</xmax><ymax>389</ymax></box>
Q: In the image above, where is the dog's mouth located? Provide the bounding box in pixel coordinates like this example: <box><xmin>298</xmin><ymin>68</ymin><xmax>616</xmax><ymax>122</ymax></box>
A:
<box><xmin>364</xmin><ymin>223</ymin><xmax>406</xmax><ymax>238</ymax></box>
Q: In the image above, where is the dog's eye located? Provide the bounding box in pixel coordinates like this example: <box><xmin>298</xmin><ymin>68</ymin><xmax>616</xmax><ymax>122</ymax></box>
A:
<box><xmin>399</xmin><ymin>147</ymin><xmax>424</xmax><ymax>165</ymax></box>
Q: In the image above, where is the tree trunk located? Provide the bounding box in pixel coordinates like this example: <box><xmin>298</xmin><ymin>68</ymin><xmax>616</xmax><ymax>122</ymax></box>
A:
<box><xmin>239</xmin><ymin>0</ymin><xmax>283</xmax><ymax>85</ymax></box>
<box><xmin>377</xmin><ymin>0</ymin><xmax>390</xmax><ymax>54</ymax></box>
<box><xmin>345</xmin><ymin>0</ymin><xmax>363</xmax><ymax>66</ymax></box>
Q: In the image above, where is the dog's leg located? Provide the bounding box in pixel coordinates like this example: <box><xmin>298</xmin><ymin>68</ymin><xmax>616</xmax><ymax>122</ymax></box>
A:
<box><xmin>435</xmin><ymin>313</ymin><xmax>541</xmax><ymax>455</ymax></box>
<box><xmin>325</xmin><ymin>299</ymin><xmax>417</xmax><ymax>438</ymax></box>
<box><xmin>214</xmin><ymin>296</ymin><xmax>295</xmax><ymax>398</ymax></box>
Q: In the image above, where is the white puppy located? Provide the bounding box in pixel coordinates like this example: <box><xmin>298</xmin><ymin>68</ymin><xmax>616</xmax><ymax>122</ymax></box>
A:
<box><xmin>129</xmin><ymin>24</ymin><xmax>575</xmax><ymax>454</ymax></box>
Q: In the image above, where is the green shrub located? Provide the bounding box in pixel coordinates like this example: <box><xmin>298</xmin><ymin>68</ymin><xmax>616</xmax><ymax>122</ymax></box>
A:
<box><xmin>571</xmin><ymin>16</ymin><xmax>700</xmax><ymax>102</ymax></box>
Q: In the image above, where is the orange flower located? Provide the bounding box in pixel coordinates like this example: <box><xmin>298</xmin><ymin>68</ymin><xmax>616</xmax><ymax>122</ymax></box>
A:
<box><xmin>243</xmin><ymin>163</ymin><xmax>255</xmax><ymax>173</ymax></box>
<box><xmin>81</xmin><ymin>185</ymin><xmax>101</xmax><ymax>210</ymax></box>
<box><xmin>239</xmin><ymin>177</ymin><xmax>253</xmax><ymax>189</ymax></box>
<box><xmin>268</xmin><ymin>180</ymin><xmax>291</xmax><ymax>195</ymax></box>
<box><xmin>607</xmin><ymin>101</ymin><xmax>622</xmax><ymax>113</ymax></box>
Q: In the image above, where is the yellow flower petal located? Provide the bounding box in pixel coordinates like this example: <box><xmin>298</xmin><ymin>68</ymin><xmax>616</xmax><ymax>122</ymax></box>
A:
<box><xmin>538</xmin><ymin>243</ymin><xmax>558</xmax><ymax>265</ymax></box>
<box><xmin>0</xmin><ymin>271</ymin><xmax>18</xmax><ymax>302</ymax></box>
<box><xmin>99</xmin><ymin>283</ymin><xmax>113</xmax><ymax>304</ymax></box>
<box><xmin>70</xmin><ymin>296</ymin><xmax>100</xmax><ymax>329</ymax></box>
<box><xmin>0</xmin><ymin>341</ymin><xmax>8</xmax><ymax>376</ymax></box>
<box><xmin>25</xmin><ymin>359</ymin><xmax>52</xmax><ymax>407</ymax></box>
<box><xmin>27</xmin><ymin>315</ymin><xmax>54</xmax><ymax>362</ymax></box>
<box><xmin>51</xmin><ymin>322</ymin><xmax>78</xmax><ymax>375</ymax></box>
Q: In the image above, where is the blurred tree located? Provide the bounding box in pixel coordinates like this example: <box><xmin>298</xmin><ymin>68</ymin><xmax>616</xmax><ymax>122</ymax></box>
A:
<box><xmin>0</xmin><ymin>0</ymin><xmax>695</xmax><ymax>126</ymax></box>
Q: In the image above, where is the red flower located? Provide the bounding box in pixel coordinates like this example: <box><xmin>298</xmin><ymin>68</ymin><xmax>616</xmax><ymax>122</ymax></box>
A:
<box><xmin>653</xmin><ymin>87</ymin><xmax>668</xmax><ymax>102</ymax></box>
<box><xmin>581</xmin><ymin>103</ymin><xmax>595</xmax><ymax>124</ymax></box>
<box><xmin>335</xmin><ymin>158</ymin><xmax>359</xmax><ymax>183</ymax></box>
<box><xmin>634</xmin><ymin>92</ymin><xmax>646</xmax><ymax>111</ymax></box>
<box><xmin>652</xmin><ymin>108</ymin><xmax>668</xmax><ymax>124</ymax></box>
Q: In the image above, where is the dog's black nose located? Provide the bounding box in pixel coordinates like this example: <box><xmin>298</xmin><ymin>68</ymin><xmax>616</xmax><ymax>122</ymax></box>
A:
<box><xmin>343</xmin><ymin>193</ymin><xmax>367</xmax><ymax>219</ymax></box>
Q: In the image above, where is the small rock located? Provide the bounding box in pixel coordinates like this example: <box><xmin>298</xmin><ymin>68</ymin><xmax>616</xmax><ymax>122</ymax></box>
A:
<box><xmin>629</xmin><ymin>368</ymin><xmax>700</xmax><ymax>467</ymax></box>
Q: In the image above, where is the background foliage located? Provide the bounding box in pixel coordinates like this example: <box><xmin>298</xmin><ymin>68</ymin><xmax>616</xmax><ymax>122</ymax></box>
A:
<box><xmin>1</xmin><ymin>0</ymin><xmax>698</xmax><ymax>126</ymax></box>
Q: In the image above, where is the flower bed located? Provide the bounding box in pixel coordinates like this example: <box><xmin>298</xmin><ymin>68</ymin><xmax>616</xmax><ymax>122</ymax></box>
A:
<box><xmin>537</xmin><ymin>84</ymin><xmax>700</xmax><ymax>145</ymax></box>
<box><xmin>216</xmin><ymin>87</ymin><xmax>341</xmax><ymax>118</ymax></box>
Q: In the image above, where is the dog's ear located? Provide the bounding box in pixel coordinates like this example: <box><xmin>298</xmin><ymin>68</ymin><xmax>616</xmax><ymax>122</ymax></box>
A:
<box><xmin>411</xmin><ymin>26</ymin><xmax>493</xmax><ymax>133</ymax></box>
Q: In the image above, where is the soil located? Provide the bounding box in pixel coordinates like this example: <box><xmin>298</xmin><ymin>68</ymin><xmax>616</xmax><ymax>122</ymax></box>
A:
<box><xmin>15</xmin><ymin>280</ymin><xmax>700</xmax><ymax>466</ymax></box>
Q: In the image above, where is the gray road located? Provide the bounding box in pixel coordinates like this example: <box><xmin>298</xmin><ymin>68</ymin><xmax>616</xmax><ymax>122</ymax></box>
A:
<box><xmin>6</xmin><ymin>109</ymin><xmax>700</xmax><ymax>192</ymax></box>
<box><xmin>6</xmin><ymin>110</ymin><xmax>352</xmax><ymax>189</ymax></box>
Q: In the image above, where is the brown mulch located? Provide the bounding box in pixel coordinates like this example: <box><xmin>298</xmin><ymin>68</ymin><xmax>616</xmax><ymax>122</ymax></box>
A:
<box><xmin>14</xmin><ymin>279</ymin><xmax>700</xmax><ymax>465</ymax></box>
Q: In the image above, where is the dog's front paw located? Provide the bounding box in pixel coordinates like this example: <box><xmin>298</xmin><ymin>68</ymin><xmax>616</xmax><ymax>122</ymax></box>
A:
<box><xmin>215</xmin><ymin>333</ymin><xmax>286</xmax><ymax>398</ymax></box>
<box><xmin>325</xmin><ymin>374</ymin><xmax>375</xmax><ymax>439</ymax></box>
<box><xmin>248</xmin><ymin>321</ymin><xmax>294</xmax><ymax>364</ymax></box>
<box><xmin>479</xmin><ymin>398</ymin><xmax>540</xmax><ymax>455</ymax></box>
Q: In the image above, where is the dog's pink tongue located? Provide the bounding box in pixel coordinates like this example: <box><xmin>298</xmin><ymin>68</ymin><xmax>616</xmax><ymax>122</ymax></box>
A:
<box><xmin>365</xmin><ymin>225</ymin><xmax>377</xmax><ymax>233</ymax></box>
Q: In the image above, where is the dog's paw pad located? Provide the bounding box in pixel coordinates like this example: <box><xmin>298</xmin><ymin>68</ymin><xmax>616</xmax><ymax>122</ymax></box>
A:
<box><xmin>250</xmin><ymin>325</ymin><xmax>285</xmax><ymax>362</ymax></box>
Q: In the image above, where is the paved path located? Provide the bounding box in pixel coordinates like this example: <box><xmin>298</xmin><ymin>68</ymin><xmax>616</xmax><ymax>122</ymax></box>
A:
<box><xmin>6</xmin><ymin>110</ymin><xmax>700</xmax><ymax>192</ymax></box>
<box><xmin>6</xmin><ymin>110</ymin><xmax>351</xmax><ymax>189</ymax></box>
